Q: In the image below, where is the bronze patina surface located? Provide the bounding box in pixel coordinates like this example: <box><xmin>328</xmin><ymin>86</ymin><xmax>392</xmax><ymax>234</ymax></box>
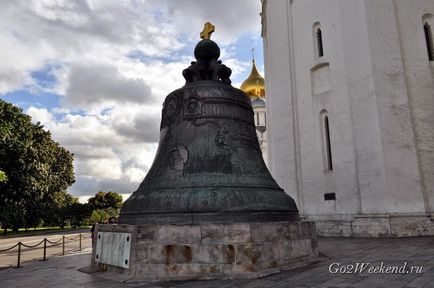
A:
<box><xmin>119</xmin><ymin>33</ymin><xmax>298</xmax><ymax>224</ymax></box>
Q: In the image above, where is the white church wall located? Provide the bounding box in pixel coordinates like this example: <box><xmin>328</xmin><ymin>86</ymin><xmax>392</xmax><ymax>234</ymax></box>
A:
<box><xmin>362</xmin><ymin>0</ymin><xmax>426</xmax><ymax>214</ymax></box>
<box><xmin>263</xmin><ymin>0</ymin><xmax>301</xmax><ymax>207</ymax></box>
<box><xmin>337</xmin><ymin>0</ymin><xmax>389</xmax><ymax>216</ymax></box>
<box><xmin>393</xmin><ymin>0</ymin><xmax>434</xmax><ymax>214</ymax></box>
<box><xmin>263</xmin><ymin>0</ymin><xmax>434</xmax><ymax>236</ymax></box>
<box><xmin>285</xmin><ymin>0</ymin><xmax>362</xmax><ymax>216</ymax></box>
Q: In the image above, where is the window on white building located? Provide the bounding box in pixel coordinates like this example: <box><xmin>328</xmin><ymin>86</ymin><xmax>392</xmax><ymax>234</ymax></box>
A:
<box><xmin>313</xmin><ymin>22</ymin><xmax>324</xmax><ymax>59</ymax></box>
<box><xmin>321</xmin><ymin>111</ymin><xmax>333</xmax><ymax>171</ymax></box>
<box><xmin>424</xmin><ymin>22</ymin><xmax>434</xmax><ymax>61</ymax></box>
<box><xmin>316</xmin><ymin>28</ymin><xmax>324</xmax><ymax>58</ymax></box>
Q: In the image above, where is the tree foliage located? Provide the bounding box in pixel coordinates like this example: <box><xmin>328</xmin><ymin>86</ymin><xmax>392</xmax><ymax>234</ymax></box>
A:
<box><xmin>90</xmin><ymin>209</ymin><xmax>110</xmax><ymax>224</ymax></box>
<box><xmin>67</xmin><ymin>202</ymin><xmax>92</xmax><ymax>228</ymax></box>
<box><xmin>88</xmin><ymin>191</ymin><xmax>123</xmax><ymax>210</ymax></box>
<box><xmin>0</xmin><ymin>170</ymin><xmax>7</xmax><ymax>182</ymax></box>
<box><xmin>0</xmin><ymin>101</ymin><xmax>126</xmax><ymax>231</ymax></box>
<box><xmin>88</xmin><ymin>191</ymin><xmax>123</xmax><ymax>223</ymax></box>
<box><xmin>44</xmin><ymin>192</ymin><xmax>77</xmax><ymax>228</ymax></box>
<box><xmin>0</xmin><ymin>100</ymin><xmax>75</xmax><ymax>232</ymax></box>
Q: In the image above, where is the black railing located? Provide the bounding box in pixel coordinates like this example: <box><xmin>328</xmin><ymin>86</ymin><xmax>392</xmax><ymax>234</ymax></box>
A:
<box><xmin>0</xmin><ymin>233</ymin><xmax>90</xmax><ymax>268</ymax></box>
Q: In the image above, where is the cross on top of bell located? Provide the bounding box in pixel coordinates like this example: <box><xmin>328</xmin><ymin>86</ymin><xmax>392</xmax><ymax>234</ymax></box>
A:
<box><xmin>200</xmin><ymin>22</ymin><xmax>215</xmax><ymax>40</ymax></box>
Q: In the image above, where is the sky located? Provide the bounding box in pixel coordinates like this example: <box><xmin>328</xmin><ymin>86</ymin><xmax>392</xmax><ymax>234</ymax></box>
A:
<box><xmin>0</xmin><ymin>0</ymin><xmax>264</xmax><ymax>202</ymax></box>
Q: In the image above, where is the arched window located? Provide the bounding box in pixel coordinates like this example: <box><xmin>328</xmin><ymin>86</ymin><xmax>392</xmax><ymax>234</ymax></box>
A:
<box><xmin>424</xmin><ymin>22</ymin><xmax>434</xmax><ymax>61</ymax></box>
<box><xmin>316</xmin><ymin>28</ymin><xmax>324</xmax><ymax>58</ymax></box>
<box><xmin>321</xmin><ymin>111</ymin><xmax>333</xmax><ymax>171</ymax></box>
<box><xmin>313</xmin><ymin>22</ymin><xmax>324</xmax><ymax>59</ymax></box>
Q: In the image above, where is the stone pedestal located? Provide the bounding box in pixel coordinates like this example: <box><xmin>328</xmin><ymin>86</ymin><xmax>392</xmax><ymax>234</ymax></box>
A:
<box><xmin>91</xmin><ymin>221</ymin><xmax>318</xmax><ymax>281</ymax></box>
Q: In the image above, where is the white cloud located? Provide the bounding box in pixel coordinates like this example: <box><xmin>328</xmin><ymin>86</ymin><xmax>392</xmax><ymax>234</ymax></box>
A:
<box><xmin>112</xmin><ymin>111</ymin><xmax>161</xmax><ymax>143</ymax></box>
<box><xmin>26</xmin><ymin>106</ymin><xmax>53</xmax><ymax>124</ymax></box>
<box><xmin>0</xmin><ymin>0</ymin><xmax>183</xmax><ymax>94</ymax></box>
<box><xmin>71</xmin><ymin>176</ymin><xmax>138</xmax><ymax>198</ymax></box>
<box><xmin>157</xmin><ymin>0</ymin><xmax>261</xmax><ymax>44</ymax></box>
<box><xmin>65</xmin><ymin>63</ymin><xmax>153</xmax><ymax>107</ymax></box>
<box><xmin>124</xmin><ymin>167</ymin><xmax>147</xmax><ymax>183</ymax></box>
<box><xmin>25</xmin><ymin>105</ymin><xmax>158</xmax><ymax>196</ymax></box>
<box><xmin>77</xmin><ymin>157</ymin><xmax>123</xmax><ymax>179</ymax></box>
<box><xmin>0</xmin><ymin>70</ymin><xmax>25</xmax><ymax>94</ymax></box>
<box><xmin>5</xmin><ymin>1</ymin><xmax>261</xmax><ymax>198</ymax></box>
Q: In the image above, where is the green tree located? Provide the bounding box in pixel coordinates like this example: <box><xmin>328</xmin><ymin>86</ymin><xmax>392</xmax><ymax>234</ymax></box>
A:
<box><xmin>67</xmin><ymin>202</ymin><xmax>92</xmax><ymax>228</ymax></box>
<box><xmin>0</xmin><ymin>170</ymin><xmax>7</xmax><ymax>182</ymax></box>
<box><xmin>88</xmin><ymin>191</ymin><xmax>123</xmax><ymax>210</ymax></box>
<box><xmin>90</xmin><ymin>209</ymin><xmax>110</xmax><ymax>224</ymax></box>
<box><xmin>88</xmin><ymin>191</ymin><xmax>123</xmax><ymax>223</ymax></box>
<box><xmin>43</xmin><ymin>192</ymin><xmax>77</xmax><ymax>228</ymax></box>
<box><xmin>0</xmin><ymin>100</ymin><xmax>75</xmax><ymax>233</ymax></box>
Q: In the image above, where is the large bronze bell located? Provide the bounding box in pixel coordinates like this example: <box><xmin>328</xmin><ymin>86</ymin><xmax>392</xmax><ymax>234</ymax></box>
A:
<box><xmin>119</xmin><ymin>38</ymin><xmax>298</xmax><ymax>224</ymax></box>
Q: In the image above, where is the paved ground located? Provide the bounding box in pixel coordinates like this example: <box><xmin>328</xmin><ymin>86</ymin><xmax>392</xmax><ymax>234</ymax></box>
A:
<box><xmin>0</xmin><ymin>237</ymin><xmax>433</xmax><ymax>288</ymax></box>
<box><xmin>0</xmin><ymin>231</ymin><xmax>92</xmax><ymax>268</ymax></box>
<box><xmin>0</xmin><ymin>229</ymin><xmax>90</xmax><ymax>245</ymax></box>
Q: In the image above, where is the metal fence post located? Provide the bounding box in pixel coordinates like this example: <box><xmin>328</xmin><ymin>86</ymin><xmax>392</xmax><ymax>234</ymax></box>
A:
<box><xmin>62</xmin><ymin>235</ymin><xmax>65</xmax><ymax>255</ymax></box>
<box><xmin>79</xmin><ymin>233</ymin><xmax>82</xmax><ymax>251</ymax></box>
<box><xmin>43</xmin><ymin>238</ymin><xmax>47</xmax><ymax>261</ymax></box>
<box><xmin>17</xmin><ymin>242</ymin><xmax>21</xmax><ymax>268</ymax></box>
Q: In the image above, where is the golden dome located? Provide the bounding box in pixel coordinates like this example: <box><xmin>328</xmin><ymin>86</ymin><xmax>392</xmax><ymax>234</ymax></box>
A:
<box><xmin>240</xmin><ymin>59</ymin><xmax>265</xmax><ymax>99</ymax></box>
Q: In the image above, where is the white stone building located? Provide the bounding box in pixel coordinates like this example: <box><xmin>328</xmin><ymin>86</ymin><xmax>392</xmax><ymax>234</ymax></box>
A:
<box><xmin>261</xmin><ymin>0</ymin><xmax>434</xmax><ymax>236</ymax></box>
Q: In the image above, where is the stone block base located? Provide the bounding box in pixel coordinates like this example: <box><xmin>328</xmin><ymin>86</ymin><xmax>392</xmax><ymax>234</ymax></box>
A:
<box><xmin>309</xmin><ymin>214</ymin><xmax>434</xmax><ymax>237</ymax></box>
<box><xmin>91</xmin><ymin>221</ymin><xmax>318</xmax><ymax>281</ymax></box>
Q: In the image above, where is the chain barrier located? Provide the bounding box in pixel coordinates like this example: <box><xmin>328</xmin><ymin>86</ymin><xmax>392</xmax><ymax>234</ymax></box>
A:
<box><xmin>46</xmin><ymin>238</ymin><xmax>62</xmax><ymax>245</ymax></box>
<box><xmin>0</xmin><ymin>233</ymin><xmax>90</xmax><ymax>268</ymax></box>
<box><xmin>20</xmin><ymin>240</ymin><xmax>44</xmax><ymax>249</ymax></box>
<box><xmin>0</xmin><ymin>242</ymin><xmax>19</xmax><ymax>253</ymax></box>
<box><xmin>64</xmin><ymin>235</ymin><xmax>80</xmax><ymax>241</ymax></box>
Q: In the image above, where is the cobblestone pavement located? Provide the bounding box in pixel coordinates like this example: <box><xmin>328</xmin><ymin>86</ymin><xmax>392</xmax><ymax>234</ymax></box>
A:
<box><xmin>0</xmin><ymin>237</ymin><xmax>433</xmax><ymax>288</ymax></box>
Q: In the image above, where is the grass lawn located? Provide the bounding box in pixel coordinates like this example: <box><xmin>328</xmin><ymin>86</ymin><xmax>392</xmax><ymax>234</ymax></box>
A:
<box><xmin>0</xmin><ymin>226</ymin><xmax>91</xmax><ymax>238</ymax></box>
